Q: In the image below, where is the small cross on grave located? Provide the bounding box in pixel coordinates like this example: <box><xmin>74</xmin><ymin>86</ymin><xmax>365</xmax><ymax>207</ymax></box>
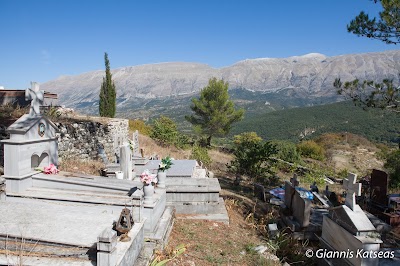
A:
<box><xmin>290</xmin><ymin>174</ymin><xmax>299</xmax><ymax>187</ymax></box>
<box><xmin>343</xmin><ymin>173</ymin><xmax>362</xmax><ymax>211</ymax></box>
<box><xmin>25</xmin><ymin>82</ymin><xmax>44</xmax><ymax>117</ymax></box>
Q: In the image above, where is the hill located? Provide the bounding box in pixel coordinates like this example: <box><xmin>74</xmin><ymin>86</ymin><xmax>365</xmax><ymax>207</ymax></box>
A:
<box><xmin>230</xmin><ymin>101</ymin><xmax>400</xmax><ymax>145</ymax></box>
<box><xmin>41</xmin><ymin>50</ymin><xmax>400</xmax><ymax>118</ymax></box>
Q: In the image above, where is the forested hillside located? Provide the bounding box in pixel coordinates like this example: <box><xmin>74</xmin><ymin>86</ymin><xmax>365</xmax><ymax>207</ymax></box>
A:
<box><xmin>230</xmin><ymin>101</ymin><xmax>399</xmax><ymax>145</ymax></box>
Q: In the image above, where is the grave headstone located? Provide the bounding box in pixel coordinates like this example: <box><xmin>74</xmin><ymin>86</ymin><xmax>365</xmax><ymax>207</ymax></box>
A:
<box><xmin>320</xmin><ymin>172</ymin><xmax>382</xmax><ymax>266</ymax></box>
<box><xmin>1</xmin><ymin>83</ymin><xmax>59</xmax><ymax>193</ymax></box>
<box><xmin>290</xmin><ymin>174</ymin><xmax>299</xmax><ymax>187</ymax></box>
<box><xmin>343</xmin><ymin>173</ymin><xmax>362</xmax><ymax>210</ymax></box>
<box><xmin>133</xmin><ymin>130</ymin><xmax>140</xmax><ymax>157</ymax></box>
<box><xmin>284</xmin><ymin>181</ymin><xmax>311</xmax><ymax>228</ymax></box>
<box><xmin>120</xmin><ymin>144</ymin><xmax>132</xmax><ymax>180</ymax></box>
<box><xmin>254</xmin><ymin>183</ymin><xmax>266</xmax><ymax>202</ymax></box>
<box><xmin>370</xmin><ymin>169</ymin><xmax>388</xmax><ymax>205</ymax></box>
<box><xmin>25</xmin><ymin>81</ymin><xmax>43</xmax><ymax>116</ymax></box>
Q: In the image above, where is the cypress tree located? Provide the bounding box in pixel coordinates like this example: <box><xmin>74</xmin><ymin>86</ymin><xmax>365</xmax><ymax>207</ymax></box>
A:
<box><xmin>99</xmin><ymin>52</ymin><xmax>116</xmax><ymax>117</ymax></box>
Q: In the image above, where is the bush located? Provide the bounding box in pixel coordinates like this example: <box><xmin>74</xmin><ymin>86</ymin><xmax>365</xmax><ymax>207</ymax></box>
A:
<box><xmin>297</xmin><ymin>140</ymin><xmax>325</xmax><ymax>161</ymax></box>
<box><xmin>384</xmin><ymin>149</ymin><xmax>400</xmax><ymax>189</ymax></box>
<box><xmin>190</xmin><ymin>144</ymin><xmax>211</xmax><ymax>167</ymax></box>
<box><xmin>229</xmin><ymin>132</ymin><xmax>277</xmax><ymax>182</ymax></box>
<box><xmin>129</xmin><ymin>119</ymin><xmax>152</xmax><ymax>136</ymax></box>
<box><xmin>271</xmin><ymin>140</ymin><xmax>301</xmax><ymax>163</ymax></box>
<box><xmin>150</xmin><ymin>116</ymin><xmax>179</xmax><ymax>146</ymax></box>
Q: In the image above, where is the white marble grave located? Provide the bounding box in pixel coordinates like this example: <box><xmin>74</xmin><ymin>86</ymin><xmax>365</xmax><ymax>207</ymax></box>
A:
<box><xmin>1</xmin><ymin>83</ymin><xmax>58</xmax><ymax>193</ymax></box>
<box><xmin>320</xmin><ymin>173</ymin><xmax>382</xmax><ymax>266</ymax></box>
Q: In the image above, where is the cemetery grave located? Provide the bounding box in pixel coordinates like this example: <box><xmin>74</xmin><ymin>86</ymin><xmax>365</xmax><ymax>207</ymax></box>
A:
<box><xmin>266</xmin><ymin>171</ymin><xmax>399</xmax><ymax>265</ymax></box>
<box><xmin>0</xmin><ymin>83</ymin><xmax>229</xmax><ymax>265</ymax></box>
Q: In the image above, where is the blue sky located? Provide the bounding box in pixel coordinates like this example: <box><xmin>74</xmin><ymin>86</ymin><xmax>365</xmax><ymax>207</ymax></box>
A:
<box><xmin>1</xmin><ymin>0</ymin><xmax>398</xmax><ymax>89</ymax></box>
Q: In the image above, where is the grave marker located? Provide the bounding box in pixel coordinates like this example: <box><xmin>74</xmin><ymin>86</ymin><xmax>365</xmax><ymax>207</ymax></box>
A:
<box><xmin>120</xmin><ymin>144</ymin><xmax>132</xmax><ymax>180</ymax></box>
<box><xmin>25</xmin><ymin>81</ymin><xmax>43</xmax><ymax>116</ymax></box>
<box><xmin>343</xmin><ymin>173</ymin><xmax>361</xmax><ymax>210</ymax></box>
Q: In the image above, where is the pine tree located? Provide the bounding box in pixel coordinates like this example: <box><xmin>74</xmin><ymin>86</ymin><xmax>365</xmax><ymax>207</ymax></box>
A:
<box><xmin>99</xmin><ymin>52</ymin><xmax>116</xmax><ymax>117</ymax></box>
<box><xmin>335</xmin><ymin>0</ymin><xmax>399</xmax><ymax>113</ymax></box>
<box><xmin>185</xmin><ymin>77</ymin><xmax>244</xmax><ymax>146</ymax></box>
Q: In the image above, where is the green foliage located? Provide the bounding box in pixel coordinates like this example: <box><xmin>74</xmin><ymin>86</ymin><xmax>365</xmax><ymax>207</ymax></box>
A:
<box><xmin>190</xmin><ymin>144</ymin><xmax>211</xmax><ymax>167</ymax></box>
<box><xmin>186</xmin><ymin>77</ymin><xmax>244</xmax><ymax>146</ymax></box>
<box><xmin>229</xmin><ymin>132</ymin><xmax>277</xmax><ymax>182</ymax></box>
<box><xmin>337</xmin><ymin>0</ymin><xmax>400</xmax><ymax>113</ymax></box>
<box><xmin>150</xmin><ymin>115</ymin><xmax>190</xmax><ymax>148</ymax></box>
<box><xmin>384</xmin><ymin>149</ymin><xmax>400</xmax><ymax>189</ymax></box>
<box><xmin>129</xmin><ymin>119</ymin><xmax>152</xmax><ymax>136</ymax></box>
<box><xmin>150</xmin><ymin>116</ymin><xmax>179</xmax><ymax>146</ymax></box>
<box><xmin>159</xmin><ymin>156</ymin><xmax>173</xmax><ymax>172</ymax></box>
<box><xmin>231</xmin><ymin>101</ymin><xmax>400</xmax><ymax>145</ymax></box>
<box><xmin>270</xmin><ymin>140</ymin><xmax>301</xmax><ymax>163</ymax></box>
<box><xmin>335</xmin><ymin>78</ymin><xmax>399</xmax><ymax>113</ymax></box>
<box><xmin>297</xmin><ymin>140</ymin><xmax>325</xmax><ymax>161</ymax></box>
<box><xmin>99</xmin><ymin>52</ymin><xmax>116</xmax><ymax>117</ymax></box>
<box><xmin>347</xmin><ymin>0</ymin><xmax>400</xmax><ymax>44</ymax></box>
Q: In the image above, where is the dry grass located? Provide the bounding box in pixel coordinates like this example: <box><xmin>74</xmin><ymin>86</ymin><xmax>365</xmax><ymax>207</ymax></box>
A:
<box><xmin>137</xmin><ymin>134</ymin><xmax>191</xmax><ymax>160</ymax></box>
<box><xmin>58</xmin><ymin>157</ymin><xmax>105</xmax><ymax>176</ymax></box>
<box><xmin>163</xmin><ymin>199</ymin><xmax>281</xmax><ymax>266</ymax></box>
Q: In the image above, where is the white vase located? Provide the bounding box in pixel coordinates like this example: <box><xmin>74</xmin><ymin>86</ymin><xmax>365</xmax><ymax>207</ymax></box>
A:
<box><xmin>157</xmin><ymin>171</ymin><xmax>167</xmax><ymax>188</ymax></box>
<box><xmin>143</xmin><ymin>183</ymin><xmax>154</xmax><ymax>204</ymax></box>
<box><xmin>115</xmin><ymin>171</ymin><xmax>124</xmax><ymax>180</ymax></box>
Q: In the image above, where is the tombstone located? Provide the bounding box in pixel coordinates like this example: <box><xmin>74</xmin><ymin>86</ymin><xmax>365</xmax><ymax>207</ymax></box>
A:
<box><xmin>290</xmin><ymin>174</ymin><xmax>299</xmax><ymax>187</ymax></box>
<box><xmin>1</xmin><ymin>82</ymin><xmax>59</xmax><ymax>193</ymax></box>
<box><xmin>343</xmin><ymin>173</ymin><xmax>362</xmax><ymax>210</ymax></box>
<box><xmin>370</xmin><ymin>169</ymin><xmax>388</xmax><ymax>205</ymax></box>
<box><xmin>319</xmin><ymin>173</ymin><xmax>382</xmax><ymax>266</ymax></box>
<box><xmin>120</xmin><ymin>144</ymin><xmax>132</xmax><ymax>180</ymax></box>
<box><xmin>283</xmin><ymin>181</ymin><xmax>311</xmax><ymax>228</ymax></box>
<box><xmin>254</xmin><ymin>183</ymin><xmax>266</xmax><ymax>202</ymax></box>
<box><xmin>25</xmin><ymin>81</ymin><xmax>43</xmax><ymax>116</ymax></box>
<box><xmin>132</xmin><ymin>130</ymin><xmax>140</xmax><ymax>157</ymax></box>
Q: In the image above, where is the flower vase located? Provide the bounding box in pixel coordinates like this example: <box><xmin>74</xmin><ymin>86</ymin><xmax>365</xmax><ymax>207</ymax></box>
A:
<box><xmin>143</xmin><ymin>183</ymin><xmax>154</xmax><ymax>204</ymax></box>
<box><xmin>157</xmin><ymin>171</ymin><xmax>167</xmax><ymax>188</ymax></box>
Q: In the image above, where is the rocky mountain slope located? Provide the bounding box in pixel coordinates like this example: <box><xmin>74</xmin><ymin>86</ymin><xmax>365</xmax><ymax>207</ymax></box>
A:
<box><xmin>41</xmin><ymin>50</ymin><xmax>400</xmax><ymax>116</ymax></box>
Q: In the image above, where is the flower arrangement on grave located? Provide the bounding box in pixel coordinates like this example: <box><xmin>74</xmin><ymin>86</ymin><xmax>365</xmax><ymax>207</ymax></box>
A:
<box><xmin>35</xmin><ymin>163</ymin><xmax>59</xmax><ymax>175</ymax></box>
<box><xmin>140</xmin><ymin>169</ymin><xmax>157</xmax><ymax>186</ymax></box>
<box><xmin>158</xmin><ymin>156</ymin><xmax>173</xmax><ymax>172</ymax></box>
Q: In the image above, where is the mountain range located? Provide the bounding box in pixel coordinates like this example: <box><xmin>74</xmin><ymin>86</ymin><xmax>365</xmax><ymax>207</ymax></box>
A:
<box><xmin>41</xmin><ymin>50</ymin><xmax>400</xmax><ymax>119</ymax></box>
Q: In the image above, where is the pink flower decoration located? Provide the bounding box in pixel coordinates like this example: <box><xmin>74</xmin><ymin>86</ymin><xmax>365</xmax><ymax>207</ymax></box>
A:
<box><xmin>43</xmin><ymin>164</ymin><xmax>59</xmax><ymax>175</ymax></box>
<box><xmin>140</xmin><ymin>169</ymin><xmax>157</xmax><ymax>185</ymax></box>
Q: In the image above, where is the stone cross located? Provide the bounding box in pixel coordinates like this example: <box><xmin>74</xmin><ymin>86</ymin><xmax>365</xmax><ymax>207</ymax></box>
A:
<box><xmin>25</xmin><ymin>82</ymin><xmax>44</xmax><ymax>116</ymax></box>
<box><xmin>343</xmin><ymin>173</ymin><xmax>362</xmax><ymax>211</ymax></box>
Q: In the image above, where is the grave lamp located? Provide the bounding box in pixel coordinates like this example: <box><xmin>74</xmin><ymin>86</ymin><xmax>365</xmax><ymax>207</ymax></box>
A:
<box><xmin>116</xmin><ymin>208</ymin><xmax>134</xmax><ymax>241</ymax></box>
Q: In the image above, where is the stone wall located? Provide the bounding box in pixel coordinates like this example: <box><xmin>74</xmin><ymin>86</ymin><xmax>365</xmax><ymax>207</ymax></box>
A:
<box><xmin>0</xmin><ymin>116</ymin><xmax>129</xmax><ymax>167</ymax></box>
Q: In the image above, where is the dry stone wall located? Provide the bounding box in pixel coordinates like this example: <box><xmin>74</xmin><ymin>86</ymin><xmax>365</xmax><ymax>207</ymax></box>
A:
<box><xmin>0</xmin><ymin>116</ymin><xmax>129</xmax><ymax>167</ymax></box>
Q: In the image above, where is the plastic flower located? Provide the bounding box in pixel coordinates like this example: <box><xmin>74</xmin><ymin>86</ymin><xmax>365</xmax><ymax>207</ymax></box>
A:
<box><xmin>43</xmin><ymin>164</ymin><xmax>59</xmax><ymax>175</ymax></box>
<box><xmin>158</xmin><ymin>156</ymin><xmax>173</xmax><ymax>172</ymax></box>
<box><xmin>140</xmin><ymin>169</ymin><xmax>157</xmax><ymax>185</ymax></box>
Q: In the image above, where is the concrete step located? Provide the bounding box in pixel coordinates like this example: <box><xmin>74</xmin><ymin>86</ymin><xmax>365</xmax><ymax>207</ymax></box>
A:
<box><xmin>7</xmin><ymin>187</ymin><xmax>139</xmax><ymax>207</ymax></box>
<box><xmin>175</xmin><ymin>197</ymin><xmax>229</xmax><ymax>224</ymax></box>
<box><xmin>135</xmin><ymin>206</ymin><xmax>175</xmax><ymax>266</ymax></box>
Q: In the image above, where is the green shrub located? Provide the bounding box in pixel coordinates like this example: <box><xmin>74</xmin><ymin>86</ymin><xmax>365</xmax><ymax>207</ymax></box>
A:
<box><xmin>297</xmin><ymin>140</ymin><xmax>325</xmax><ymax>161</ymax></box>
<box><xmin>384</xmin><ymin>149</ymin><xmax>400</xmax><ymax>189</ymax></box>
<box><xmin>150</xmin><ymin>116</ymin><xmax>178</xmax><ymax>146</ymax></box>
<box><xmin>271</xmin><ymin>140</ymin><xmax>301</xmax><ymax>163</ymax></box>
<box><xmin>229</xmin><ymin>132</ymin><xmax>277</xmax><ymax>182</ymax></box>
<box><xmin>129</xmin><ymin>119</ymin><xmax>152</xmax><ymax>136</ymax></box>
<box><xmin>190</xmin><ymin>144</ymin><xmax>211</xmax><ymax>167</ymax></box>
